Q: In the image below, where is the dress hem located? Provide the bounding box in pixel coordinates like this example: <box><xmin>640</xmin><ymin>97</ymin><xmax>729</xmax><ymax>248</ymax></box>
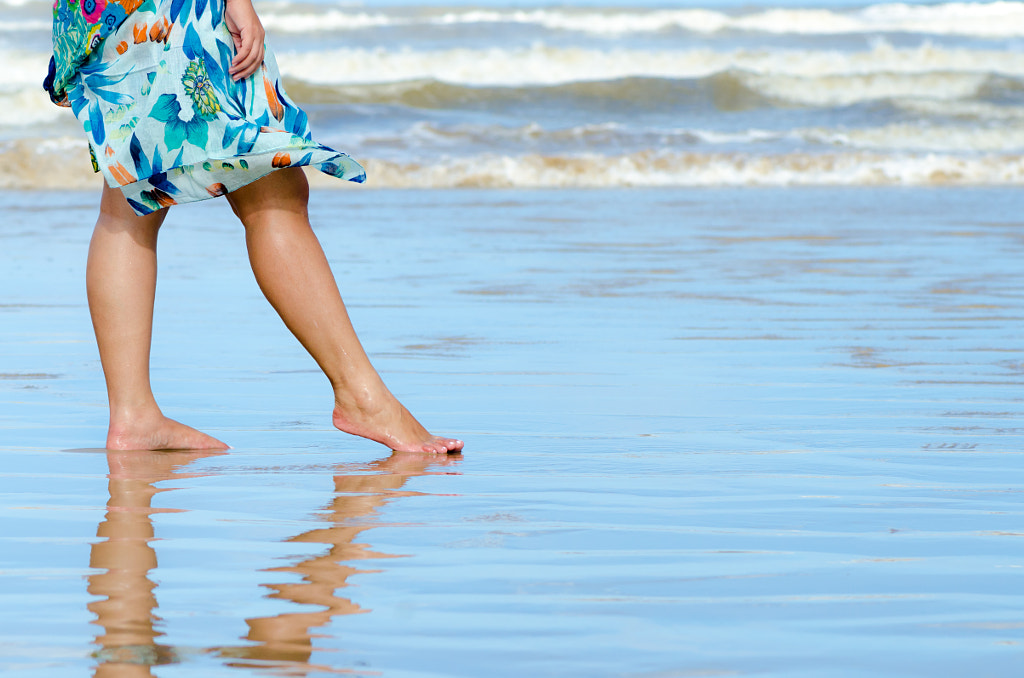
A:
<box><xmin>120</xmin><ymin>146</ymin><xmax>366</xmax><ymax>215</ymax></box>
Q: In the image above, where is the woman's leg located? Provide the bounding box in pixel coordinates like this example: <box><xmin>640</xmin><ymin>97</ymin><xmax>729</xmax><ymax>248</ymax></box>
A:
<box><xmin>225</xmin><ymin>168</ymin><xmax>462</xmax><ymax>454</ymax></box>
<box><xmin>87</xmin><ymin>185</ymin><xmax>229</xmax><ymax>451</ymax></box>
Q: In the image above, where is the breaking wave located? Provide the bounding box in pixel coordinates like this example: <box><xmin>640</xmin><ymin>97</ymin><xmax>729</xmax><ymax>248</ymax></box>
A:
<box><xmin>272</xmin><ymin>42</ymin><xmax>1024</xmax><ymax>89</ymax></box>
<box><xmin>7</xmin><ymin>137</ymin><xmax>1024</xmax><ymax>190</ymax></box>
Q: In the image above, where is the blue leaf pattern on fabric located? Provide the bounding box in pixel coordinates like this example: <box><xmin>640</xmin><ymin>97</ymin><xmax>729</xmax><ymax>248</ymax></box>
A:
<box><xmin>130</xmin><ymin>133</ymin><xmax>151</xmax><ymax>177</ymax></box>
<box><xmin>183</xmin><ymin>24</ymin><xmax>204</xmax><ymax>60</ymax></box>
<box><xmin>126</xmin><ymin>197</ymin><xmax>149</xmax><ymax>213</ymax></box>
<box><xmin>88</xmin><ymin>99</ymin><xmax>105</xmax><ymax>145</ymax></box>
<box><xmin>236</xmin><ymin>124</ymin><xmax>259</xmax><ymax>154</ymax></box>
<box><xmin>152</xmin><ymin>145</ymin><xmax>163</xmax><ymax>175</ymax></box>
<box><xmin>169</xmin><ymin>0</ymin><xmax>187</xmax><ymax>22</ymax></box>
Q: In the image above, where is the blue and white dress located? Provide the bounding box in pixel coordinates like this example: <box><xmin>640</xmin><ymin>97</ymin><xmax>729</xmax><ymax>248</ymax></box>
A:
<box><xmin>46</xmin><ymin>0</ymin><xmax>365</xmax><ymax>215</ymax></box>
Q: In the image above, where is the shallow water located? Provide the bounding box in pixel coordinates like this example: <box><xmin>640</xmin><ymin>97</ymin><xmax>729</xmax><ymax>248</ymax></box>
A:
<box><xmin>2</xmin><ymin>187</ymin><xmax>1024</xmax><ymax>677</ymax></box>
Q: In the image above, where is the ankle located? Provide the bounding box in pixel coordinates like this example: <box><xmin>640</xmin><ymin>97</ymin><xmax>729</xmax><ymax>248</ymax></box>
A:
<box><xmin>333</xmin><ymin>380</ymin><xmax>392</xmax><ymax>416</ymax></box>
<box><xmin>108</xmin><ymin>400</ymin><xmax>163</xmax><ymax>432</ymax></box>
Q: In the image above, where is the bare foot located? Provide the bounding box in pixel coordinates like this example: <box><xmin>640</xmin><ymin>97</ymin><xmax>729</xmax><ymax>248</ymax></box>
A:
<box><xmin>107</xmin><ymin>412</ymin><xmax>229</xmax><ymax>451</ymax></box>
<box><xmin>332</xmin><ymin>391</ymin><xmax>463</xmax><ymax>454</ymax></box>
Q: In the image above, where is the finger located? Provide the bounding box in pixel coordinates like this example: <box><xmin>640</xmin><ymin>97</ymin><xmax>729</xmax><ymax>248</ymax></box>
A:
<box><xmin>230</xmin><ymin>30</ymin><xmax>254</xmax><ymax>70</ymax></box>
<box><xmin>244</xmin><ymin>41</ymin><xmax>266</xmax><ymax>78</ymax></box>
<box><xmin>231</xmin><ymin>31</ymin><xmax>264</xmax><ymax>78</ymax></box>
<box><xmin>232</xmin><ymin>40</ymin><xmax>263</xmax><ymax>79</ymax></box>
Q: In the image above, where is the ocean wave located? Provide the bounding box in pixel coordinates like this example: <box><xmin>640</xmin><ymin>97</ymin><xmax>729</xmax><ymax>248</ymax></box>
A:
<box><xmin>11</xmin><ymin>0</ymin><xmax>1024</xmax><ymax>38</ymax></box>
<box><xmin>256</xmin><ymin>2</ymin><xmax>1024</xmax><ymax>38</ymax></box>
<box><xmin>354</xmin><ymin>120</ymin><xmax>788</xmax><ymax>152</ymax></box>
<box><xmin>744</xmin><ymin>71</ymin><xmax>990</xmax><ymax>106</ymax></box>
<box><xmin>0</xmin><ymin>20</ymin><xmax>50</xmax><ymax>31</ymax></box>
<box><xmin>3</xmin><ymin>68</ymin><xmax>1020</xmax><ymax>133</ymax></box>
<box><xmin>357</xmin><ymin>120</ymin><xmax>1024</xmax><ymax>154</ymax></box>
<box><xmin>804</xmin><ymin>124</ymin><xmax>1024</xmax><ymax>152</ymax></box>
<box><xmin>280</xmin><ymin>74</ymin><xmax>776</xmax><ymax>111</ymax></box>
<box><xmin>9</xmin><ymin>42</ymin><xmax>1022</xmax><ymax>93</ymax></box>
<box><xmin>281</xmin><ymin>70</ymin><xmax>998</xmax><ymax>111</ymax></box>
<box><xmin>1</xmin><ymin>50</ymin><xmax>49</xmax><ymax>89</ymax></box>
<box><xmin>0</xmin><ymin>89</ymin><xmax>64</xmax><ymax>127</ymax></box>
<box><xmin>896</xmin><ymin>97</ymin><xmax>1024</xmax><ymax>121</ymax></box>
<box><xmin>355</xmin><ymin>152</ymin><xmax>1024</xmax><ymax>187</ymax></box>
<box><xmin>274</xmin><ymin>43</ymin><xmax>1024</xmax><ymax>88</ymax></box>
<box><xmin>7</xmin><ymin>137</ymin><xmax>1024</xmax><ymax>189</ymax></box>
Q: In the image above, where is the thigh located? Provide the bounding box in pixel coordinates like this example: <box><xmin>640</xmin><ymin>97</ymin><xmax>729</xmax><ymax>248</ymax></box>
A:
<box><xmin>224</xmin><ymin>167</ymin><xmax>310</xmax><ymax>226</ymax></box>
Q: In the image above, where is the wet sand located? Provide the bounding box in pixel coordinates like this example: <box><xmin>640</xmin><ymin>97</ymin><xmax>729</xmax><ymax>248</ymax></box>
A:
<box><xmin>1</xmin><ymin>187</ymin><xmax>1023</xmax><ymax>677</ymax></box>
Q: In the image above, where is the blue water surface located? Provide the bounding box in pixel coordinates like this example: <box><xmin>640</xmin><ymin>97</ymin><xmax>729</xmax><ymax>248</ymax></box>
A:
<box><xmin>1</xmin><ymin>187</ymin><xmax>1023</xmax><ymax>677</ymax></box>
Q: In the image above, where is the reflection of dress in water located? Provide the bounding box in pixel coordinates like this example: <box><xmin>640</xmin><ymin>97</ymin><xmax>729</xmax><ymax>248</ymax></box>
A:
<box><xmin>46</xmin><ymin>0</ymin><xmax>365</xmax><ymax>216</ymax></box>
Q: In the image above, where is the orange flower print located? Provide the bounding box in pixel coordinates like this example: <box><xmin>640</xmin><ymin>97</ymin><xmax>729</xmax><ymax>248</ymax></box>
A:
<box><xmin>108</xmin><ymin>161</ymin><xmax>136</xmax><ymax>186</ymax></box>
<box><xmin>115</xmin><ymin>0</ymin><xmax>143</xmax><ymax>14</ymax></box>
<box><xmin>271</xmin><ymin>152</ymin><xmax>291</xmax><ymax>168</ymax></box>
<box><xmin>115</xmin><ymin>40</ymin><xmax>128</xmax><ymax>54</ymax></box>
<box><xmin>206</xmin><ymin>183</ymin><xmax>228</xmax><ymax>197</ymax></box>
<box><xmin>146</xmin><ymin>188</ymin><xmax>177</xmax><ymax>208</ymax></box>
<box><xmin>148</xmin><ymin>17</ymin><xmax>172</xmax><ymax>43</ymax></box>
<box><xmin>263</xmin><ymin>67</ymin><xmax>284</xmax><ymax>122</ymax></box>
<box><xmin>132</xmin><ymin>22</ymin><xmax>147</xmax><ymax>43</ymax></box>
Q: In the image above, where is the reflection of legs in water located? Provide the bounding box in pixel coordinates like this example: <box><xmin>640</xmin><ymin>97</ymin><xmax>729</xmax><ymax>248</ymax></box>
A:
<box><xmin>225</xmin><ymin>169</ymin><xmax>463</xmax><ymax>454</ymax></box>
<box><xmin>89</xmin><ymin>174</ymin><xmax>463</xmax><ymax>453</ymax></box>
<box><xmin>88</xmin><ymin>187</ymin><xmax>229</xmax><ymax>452</ymax></box>
<box><xmin>88</xmin><ymin>450</ymin><xmax>223</xmax><ymax>677</ymax></box>
<box><xmin>220</xmin><ymin>451</ymin><xmax>461</xmax><ymax>668</ymax></box>
<box><xmin>88</xmin><ymin>448</ymin><xmax>457</xmax><ymax>674</ymax></box>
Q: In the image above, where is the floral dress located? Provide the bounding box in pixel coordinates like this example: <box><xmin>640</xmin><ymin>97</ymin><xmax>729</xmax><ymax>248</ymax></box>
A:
<box><xmin>46</xmin><ymin>0</ymin><xmax>365</xmax><ymax>215</ymax></box>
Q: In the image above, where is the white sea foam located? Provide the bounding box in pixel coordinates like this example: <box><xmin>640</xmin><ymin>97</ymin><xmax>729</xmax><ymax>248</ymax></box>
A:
<box><xmin>8</xmin><ymin>135</ymin><xmax>1024</xmax><ymax>189</ymax></box>
<box><xmin>1</xmin><ymin>50</ymin><xmax>50</xmax><ymax>89</ymax></box>
<box><xmin>6</xmin><ymin>40</ymin><xmax>1023</xmax><ymax>128</ymax></box>
<box><xmin>0</xmin><ymin>20</ymin><xmax>50</xmax><ymax>31</ymax></box>
<box><xmin>731</xmin><ymin>2</ymin><xmax>1024</xmax><ymax>37</ymax></box>
<box><xmin>14</xmin><ymin>40</ymin><xmax>1024</xmax><ymax>94</ymax></box>
<box><xmin>275</xmin><ymin>42</ymin><xmax>1024</xmax><ymax>89</ymax></box>
<box><xmin>13</xmin><ymin>0</ymin><xmax>1024</xmax><ymax>38</ymax></box>
<box><xmin>344</xmin><ymin>152</ymin><xmax>1024</xmax><ymax>188</ymax></box>
<box><xmin>356</xmin><ymin>120</ymin><xmax>1024</xmax><ymax>155</ymax></box>
<box><xmin>803</xmin><ymin>124</ymin><xmax>1024</xmax><ymax>153</ymax></box>
<box><xmin>742</xmin><ymin>71</ymin><xmax>989</xmax><ymax>106</ymax></box>
<box><xmin>357</xmin><ymin>120</ymin><xmax>789</xmax><ymax>151</ymax></box>
<box><xmin>258</xmin><ymin>1</ymin><xmax>1024</xmax><ymax>38</ymax></box>
<box><xmin>0</xmin><ymin>89</ymin><xmax>64</xmax><ymax>126</ymax></box>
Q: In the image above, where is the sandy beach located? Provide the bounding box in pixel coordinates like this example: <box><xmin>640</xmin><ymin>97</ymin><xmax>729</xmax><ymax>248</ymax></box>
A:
<box><xmin>1</xmin><ymin>186</ymin><xmax>1023</xmax><ymax>676</ymax></box>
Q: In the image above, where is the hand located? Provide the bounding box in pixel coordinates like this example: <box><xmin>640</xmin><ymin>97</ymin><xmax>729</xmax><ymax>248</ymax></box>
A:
<box><xmin>224</xmin><ymin>0</ymin><xmax>265</xmax><ymax>81</ymax></box>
